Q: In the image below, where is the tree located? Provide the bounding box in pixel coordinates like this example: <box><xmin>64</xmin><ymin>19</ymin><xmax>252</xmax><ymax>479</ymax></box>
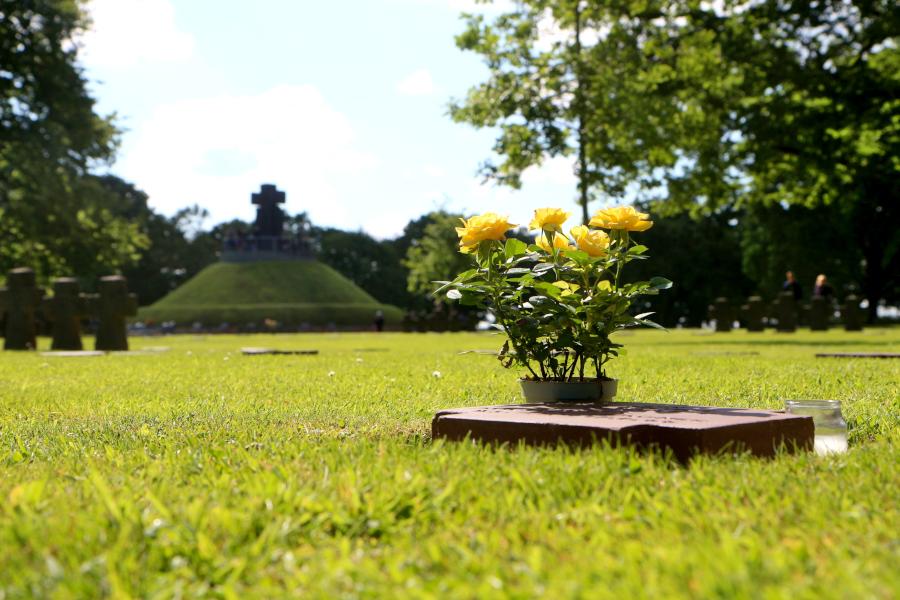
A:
<box><xmin>636</xmin><ymin>0</ymin><xmax>900</xmax><ymax>320</ymax></box>
<box><xmin>404</xmin><ymin>212</ymin><xmax>472</xmax><ymax>301</ymax></box>
<box><xmin>739</xmin><ymin>204</ymin><xmax>863</xmax><ymax>301</ymax></box>
<box><xmin>0</xmin><ymin>0</ymin><xmax>146</xmax><ymax>281</ymax></box>
<box><xmin>627</xmin><ymin>207</ymin><xmax>753</xmax><ymax>327</ymax></box>
<box><xmin>450</xmin><ymin>1</ymin><xmax>672</xmax><ymax>224</ymax></box>
<box><xmin>452</xmin><ymin>0</ymin><xmax>898</xmax><ymax>319</ymax></box>
<box><xmin>313</xmin><ymin>228</ymin><xmax>409</xmax><ymax>308</ymax></box>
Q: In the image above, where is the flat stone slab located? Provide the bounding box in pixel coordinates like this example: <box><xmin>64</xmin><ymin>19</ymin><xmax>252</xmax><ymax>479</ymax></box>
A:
<box><xmin>433</xmin><ymin>402</ymin><xmax>813</xmax><ymax>461</ymax></box>
<box><xmin>240</xmin><ymin>347</ymin><xmax>319</xmax><ymax>356</ymax></box>
<box><xmin>691</xmin><ymin>351</ymin><xmax>760</xmax><ymax>356</ymax></box>
<box><xmin>815</xmin><ymin>352</ymin><xmax>900</xmax><ymax>359</ymax></box>
<box><xmin>40</xmin><ymin>351</ymin><xmax>105</xmax><ymax>357</ymax></box>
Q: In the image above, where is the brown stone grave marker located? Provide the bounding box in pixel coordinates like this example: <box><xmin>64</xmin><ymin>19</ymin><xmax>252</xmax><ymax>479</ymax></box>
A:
<box><xmin>0</xmin><ymin>267</ymin><xmax>43</xmax><ymax>350</ymax></box>
<box><xmin>815</xmin><ymin>352</ymin><xmax>899</xmax><ymax>359</ymax></box>
<box><xmin>432</xmin><ymin>402</ymin><xmax>813</xmax><ymax>462</ymax></box>
<box><xmin>241</xmin><ymin>347</ymin><xmax>319</xmax><ymax>356</ymax></box>
<box><xmin>840</xmin><ymin>295</ymin><xmax>864</xmax><ymax>332</ymax></box>
<box><xmin>773</xmin><ymin>291</ymin><xmax>797</xmax><ymax>332</ymax></box>
<box><xmin>690</xmin><ymin>351</ymin><xmax>760</xmax><ymax>357</ymax></box>
<box><xmin>90</xmin><ymin>275</ymin><xmax>138</xmax><ymax>351</ymax></box>
<box><xmin>741</xmin><ymin>296</ymin><xmax>765</xmax><ymax>332</ymax></box>
<box><xmin>808</xmin><ymin>296</ymin><xmax>829</xmax><ymax>331</ymax></box>
<box><xmin>708</xmin><ymin>297</ymin><xmax>733</xmax><ymax>332</ymax></box>
<box><xmin>43</xmin><ymin>277</ymin><xmax>88</xmax><ymax>350</ymax></box>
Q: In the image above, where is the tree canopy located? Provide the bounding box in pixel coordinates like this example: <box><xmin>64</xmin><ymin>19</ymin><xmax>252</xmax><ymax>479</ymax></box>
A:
<box><xmin>0</xmin><ymin>0</ymin><xmax>146</xmax><ymax>281</ymax></box>
<box><xmin>452</xmin><ymin>0</ymin><xmax>899</xmax><ymax>316</ymax></box>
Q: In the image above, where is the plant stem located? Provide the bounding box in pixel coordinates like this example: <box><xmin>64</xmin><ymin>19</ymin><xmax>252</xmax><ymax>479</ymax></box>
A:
<box><xmin>485</xmin><ymin>243</ymin><xmax>540</xmax><ymax>380</ymax></box>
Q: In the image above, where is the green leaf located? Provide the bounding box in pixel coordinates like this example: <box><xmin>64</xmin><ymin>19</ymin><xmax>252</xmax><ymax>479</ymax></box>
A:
<box><xmin>649</xmin><ymin>277</ymin><xmax>673</xmax><ymax>290</ymax></box>
<box><xmin>504</xmin><ymin>238</ymin><xmax>528</xmax><ymax>259</ymax></box>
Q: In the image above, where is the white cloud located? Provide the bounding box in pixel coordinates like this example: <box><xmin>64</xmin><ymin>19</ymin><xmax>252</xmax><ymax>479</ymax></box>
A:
<box><xmin>80</xmin><ymin>0</ymin><xmax>194</xmax><ymax>69</ymax></box>
<box><xmin>423</xmin><ymin>164</ymin><xmax>446</xmax><ymax>178</ymax></box>
<box><xmin>396</xmin><ymin>69</ymin><xmax>437</xmax><ymax>96</ymax></box>
<box><xmin>115</xmin><ymin>85</ymin><xmax>377</xmax><ymax>227</ymax></box>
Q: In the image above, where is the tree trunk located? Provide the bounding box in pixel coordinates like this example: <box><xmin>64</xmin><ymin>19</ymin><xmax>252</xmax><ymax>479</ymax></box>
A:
<box><xmin>573</xmin><ymin>2</ymin><xmax>590</xmax><ymax>225</ymax></box>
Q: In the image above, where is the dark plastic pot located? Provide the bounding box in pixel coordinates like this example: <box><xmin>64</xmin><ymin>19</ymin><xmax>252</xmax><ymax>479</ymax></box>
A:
<box><xmin>518</xmin><ymin>378</ymin><xmax>618</xmax><ymax>403</ymax></box>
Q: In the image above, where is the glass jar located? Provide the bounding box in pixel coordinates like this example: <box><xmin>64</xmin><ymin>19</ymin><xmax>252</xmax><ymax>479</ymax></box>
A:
<box><xmin>785</xmin><ymin>400</ymin><xmax>848</xmax><ymax>455</ymax></box>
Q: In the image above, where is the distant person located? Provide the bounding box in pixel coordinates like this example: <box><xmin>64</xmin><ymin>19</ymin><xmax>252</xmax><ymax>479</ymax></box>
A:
<box><xmin>374</xmin><ymin>309</ymin><xmax>385</xmax><ymax>332</ymax></box>
<box><xmin>813</xmin><ymin>274</ymin><xmax>834</xmax><ymax>301</ymax></box>
<box><xmin>783</xmin><ymin>270</ymin><xmax>802</xmax><ymax>300</ymax></box>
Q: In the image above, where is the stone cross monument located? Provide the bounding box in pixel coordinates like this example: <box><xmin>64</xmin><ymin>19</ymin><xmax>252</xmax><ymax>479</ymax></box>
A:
<box><xmin>44</xmin><ymin>277</ymin><xmax>88</xmax><ymax>350</ymax></box>
<box><xmin>252</xmin><ymin>184</ymin><xmax>286</xmax><ymax>237</ymax></box>
<box><xmin>221</xmin><ymin>184</ymin><xmax>312</xmax><ymax>262</ymax></box>
<box><xmin>0</xmin><ymin>267</ymin><xmax>43</xmax><ymax>350</ymax></box>
<box><xmin>91</xmin><ymin>275</ymin><xmax>138</xmax><ymax>351</ymax></box>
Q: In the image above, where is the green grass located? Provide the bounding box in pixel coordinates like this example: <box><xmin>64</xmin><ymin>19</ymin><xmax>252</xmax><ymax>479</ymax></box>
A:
<box><xmin>140</xmin><ymin>261</ymin><xmax>403</xmax><ymax>327</ymax></box>
<box><xmin>1</xmin><ymin>328</ymin><xmax>898</xmax><ymax>597</ymax></box>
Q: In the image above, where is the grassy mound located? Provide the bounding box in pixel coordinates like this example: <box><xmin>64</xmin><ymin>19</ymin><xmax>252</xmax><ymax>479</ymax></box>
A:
<box><xmin>139</xmin><ymin>260</ymin><xmax>402</xmax><ymax>327</ymax></box>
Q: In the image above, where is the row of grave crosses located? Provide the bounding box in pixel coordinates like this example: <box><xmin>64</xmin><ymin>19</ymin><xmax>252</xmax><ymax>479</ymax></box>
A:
<box><xmin>0</xmin><ymin>267</ymin><xmax>137</xmax><ymax>351</ymax></box>
<box><xmin>707</xmin><ymin>291</ymin><xmax>865</xmax><ymax>332</ymax></box>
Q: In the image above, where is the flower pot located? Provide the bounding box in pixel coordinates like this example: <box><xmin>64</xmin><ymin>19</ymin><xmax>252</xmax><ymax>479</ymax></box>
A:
<box><xmin>519</xmin><ymin>378</ymin><xmax>618</xmax><ymax>403</ymax></box>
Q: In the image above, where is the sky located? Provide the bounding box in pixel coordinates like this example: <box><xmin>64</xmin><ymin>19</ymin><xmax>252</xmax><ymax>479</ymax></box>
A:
<box><xmin>79</xmin><ymin>0</ymin><xmax>582</xmax><ymax>239</ymax></box>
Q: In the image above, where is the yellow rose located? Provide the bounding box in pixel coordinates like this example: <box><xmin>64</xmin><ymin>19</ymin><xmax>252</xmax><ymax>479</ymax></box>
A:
<box><xmin>589</xmin><ymin>206</ymin><xmax>653</xmax><ymax>231</ymax></box>
<box><xmin>529</xmin><ymin>208</ymin><xmax>571</xmax><ymax>232</ymax></box>
<box><xmin>536</xmin><ymin>232</ymin><xmax>571</xmax><ymax>253</ymax></box>
<box><xmin>455</xmin><ymin>212</ymin><xmax>516</xmax><ymax>253</ymax></box>
<box><xmin>571</xmin><ymin>225</ymin><xmax>610</xmax><ymax>257</ymax></box>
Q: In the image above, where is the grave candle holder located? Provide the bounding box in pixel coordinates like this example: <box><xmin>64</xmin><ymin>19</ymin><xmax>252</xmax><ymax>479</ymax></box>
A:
<box><xmin>784</xmin><ymin>400</ymin><xmax>848</xmax><ymax>455</ymax></box>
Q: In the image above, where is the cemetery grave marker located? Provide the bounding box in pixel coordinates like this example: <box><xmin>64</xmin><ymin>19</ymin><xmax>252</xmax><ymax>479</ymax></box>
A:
<box><xmin>773</xmin><ymin>291</ymin><xmax>797</xmax><ymax>332</ymax></box>
<box><xmin>690</xmin><ymin>351</ymin><xmax>760</xmax><ymax>356</ymax></box>
<box><xmin>91</xmin><ymin>275</ymin><xmax>137</xmax><ymax>351</ymax></box>
<box><xmin>433</xmin><ymin>402</ymin><xmax>813</xmax><ymax>462</ymax></box>
<box><xmin>241</xmin><ymin>347</ymin><xmax>319</xmax><ymax>356</ymax></box>
<box><xmin>708</xmin><ymin>297</ymin><xmax>733</xmax><ymax>332</ymax></box>
<box><xmin>0</xmin><ymin>267</ymin><xmax>43</xmax><ymax>350</ymax></box>
<box><xmin>741</xmin><ymin>296</ymin><xmax>765</xmax><ymax>332</ymax></box>
<box><xmin>840</xmin><ymin>295</ymin><xmax>864</xmax><ymax>331</ymax></box>
<box><xmin>808</xmin><ymin>296</ymin><xmax>829</xmax><ymax>331</ymax></box>
<box><xmin>815</xmin><ymin>352</ymin><xmax>900</xmax><ymax>359</ymax></box>
<box><xmin>43</xmin><ymin>277</ymin><xmax>87</xmax><ymax>350</ymax></box>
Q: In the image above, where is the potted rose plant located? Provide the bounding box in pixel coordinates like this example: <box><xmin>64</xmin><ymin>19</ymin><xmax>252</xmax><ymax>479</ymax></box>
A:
<box><xmin>437</xmin><ymin>206</ymin><xmax>671</xmax><ymax>403</ymax></box>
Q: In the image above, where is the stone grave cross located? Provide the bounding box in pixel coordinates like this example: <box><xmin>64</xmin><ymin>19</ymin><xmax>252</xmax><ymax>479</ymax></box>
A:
<box><xmin>90</xmin><ymin>275</ymin><xmax>138</xmax><ymax>351</ymax></box>
<box><xmin>773</xmin><ymin>291</ymin><xmax>797</xmax><ymax>332</ymax></box>
<box><xmin>708</xmin><ymin>297</ymin><xmax>733</xmax><ymax>332</ymax></box>
<box><xmin>808</xmin><ymin>296</ymin><xmax>830</xmax><ymax>331</ymax></box>
<box><xmin>43</xmin><ymin>277</ymin><xmax>88</xmax><ymax>350</ymax></box>
<box><xmin>840</xmin><ymin>295</ymin><xmax>864</xmax><ymax>331</ymax></box>
<box><xmin>0</xmin><ymin>268</ymin><xmax>43</xmax><ymax>350</ymax></box>
<box><xmin>741</xmin><ymin>296</ymin><xmax>765</xmax><ymax>332</ymax></box>
<box><xmin>251</xmin><ymin>184</ymin><xmax>286</xmax><ymax>237</ymax></box>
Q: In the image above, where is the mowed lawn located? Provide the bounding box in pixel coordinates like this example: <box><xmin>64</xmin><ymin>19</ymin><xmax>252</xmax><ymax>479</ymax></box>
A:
<box><xmin>0</xmin><ymin>329</ymin><xmax>897</xmax><ymax>598</ymax></box>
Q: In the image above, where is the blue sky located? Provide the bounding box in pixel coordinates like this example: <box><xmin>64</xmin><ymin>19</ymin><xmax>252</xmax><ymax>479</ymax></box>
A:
<box><xmin>80</xmin><ymin>0</ymin><xmax>580</xmax><ymax>238</ymax></box>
